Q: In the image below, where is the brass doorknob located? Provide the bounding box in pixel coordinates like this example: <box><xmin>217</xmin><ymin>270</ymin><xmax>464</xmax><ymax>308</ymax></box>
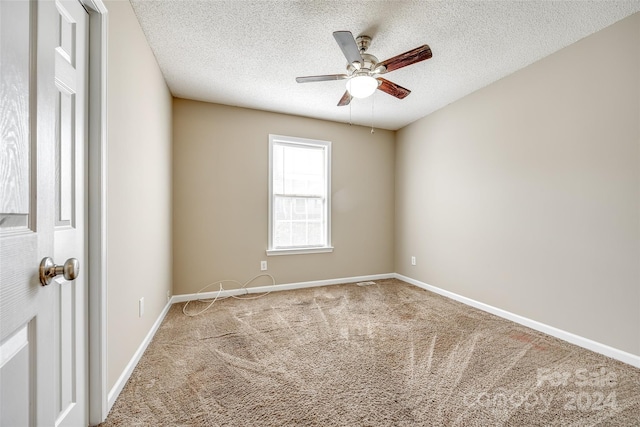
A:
<box><xmin>39</xmin><ymin>257</ymin><xmax>79</xmax><ymax>286</ymax></box>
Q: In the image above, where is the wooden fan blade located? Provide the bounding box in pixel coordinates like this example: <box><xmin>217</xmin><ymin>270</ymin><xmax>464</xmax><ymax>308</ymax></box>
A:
<box><xmin>377</xmin><ymin>78</ymin><xmax>411</xmax><ymax>99</ymax></box>
<box><xmin>296</xmin><ymin>74</ymin><xmax>348</xmax><ymax>83</ymax></box>
<box><xmin>378</xmin><ymin>44</ymin><xmax>432</xmax><ymax>73</ymax></box>
<box><xmin>337</xmin><ymin>90</ymin><xmax>352</xmax><ymax>106</ymax></box>
<box><xmin>333</xmin><ymin>31</ymin><xmax>362</xmax><ymax>65</ymax></box>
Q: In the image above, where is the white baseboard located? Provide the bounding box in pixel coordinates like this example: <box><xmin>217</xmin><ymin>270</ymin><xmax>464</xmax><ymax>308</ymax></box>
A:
<box><xmin>170</xmin><ymin>273</ymin><xmax>395</xmax><ymax>303</ymax></box>
<box><xmin>396</xmin><ymin>273</ymin><xmax>640</xmax><ymax>369</ymax></box>
<box><xmin>107</xmin><ymin>299</ymin><xmax>173</xmax><ymax>411</ymax></box>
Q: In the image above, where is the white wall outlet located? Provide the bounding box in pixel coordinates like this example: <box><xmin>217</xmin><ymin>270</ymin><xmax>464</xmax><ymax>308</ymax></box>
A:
<box><xmin>260</xmin><ymin>260</ymin><xmax>267</xmax><ymax>271</ymax></box>
<box><xmin>139</xmin><ymin>297</ymin><xmax>144</xmax><ymax>317</ymax></box>
<box><xmin>166</xmin><ymin>290</ymin><xmax>171</xmax><ymax>302</ymax></box>
<box><xmin>411</xmin><ymin>256</ymin><xmax>416</xmax><ymax>266</ymax></box>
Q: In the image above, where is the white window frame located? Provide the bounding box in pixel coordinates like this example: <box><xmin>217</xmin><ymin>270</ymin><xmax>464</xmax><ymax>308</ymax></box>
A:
<box><xmin>267</xmin><ymin>134</ymin><xmax>333</xmax><ymax>256</ymax></box>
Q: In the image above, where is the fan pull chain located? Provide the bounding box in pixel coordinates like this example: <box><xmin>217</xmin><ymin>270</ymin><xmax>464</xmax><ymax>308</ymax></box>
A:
<box><xmin>371</xmin><ymin>92</ymin><xmax>375</xmax><ymax>134</ymax></box>
<box><xmin>349</xmin><ymin>100</ymin><xmax>352</xmax><ymax>125</ymax></box>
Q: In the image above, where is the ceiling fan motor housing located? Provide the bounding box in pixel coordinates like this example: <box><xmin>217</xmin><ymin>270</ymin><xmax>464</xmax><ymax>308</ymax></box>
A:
<box><xmin>347</xmin><ymin>53</ymin><xmax>381</xmax><ymax>74</ymax></box>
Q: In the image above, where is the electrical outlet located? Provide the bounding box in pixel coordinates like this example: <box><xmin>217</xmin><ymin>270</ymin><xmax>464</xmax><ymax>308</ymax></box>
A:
<box><xmin>411</xmin><ymin>256</ymin><xmax>416</xmax><ymax>266</ymax></box>
<box><xmin>139</xmin><ymin>297</ymin><xmax>145</xmax><ymax>317</ymax></box>
<box><xmin>166</xmin><ymin>290</ymin><xmax>171</xmax><ymax>302</ymax></box>
<box><xmin>261</xmin><ymin>261</ymin><xmax>267</xmax><ymax>271</ymax></box>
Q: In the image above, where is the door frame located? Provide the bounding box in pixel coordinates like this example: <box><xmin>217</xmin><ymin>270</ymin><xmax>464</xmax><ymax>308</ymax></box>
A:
<box><xmin>80</xmin><ymin>0</ymin><xmax>108</xmax><ymax>424</ymax></box>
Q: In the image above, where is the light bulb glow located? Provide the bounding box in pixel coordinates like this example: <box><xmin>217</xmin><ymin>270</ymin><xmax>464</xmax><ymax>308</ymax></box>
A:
<box><xmin>346</xmin><ymin>75</ymin><xmax>378</xmax><ymax>98</ymax></box>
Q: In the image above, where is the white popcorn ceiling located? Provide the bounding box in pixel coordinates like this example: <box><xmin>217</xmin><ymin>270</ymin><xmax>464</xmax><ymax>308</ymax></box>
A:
<box><xmin>129</xmin><ymin>1</ymin><xmax>640</xmax><ymax>130</ymax></box>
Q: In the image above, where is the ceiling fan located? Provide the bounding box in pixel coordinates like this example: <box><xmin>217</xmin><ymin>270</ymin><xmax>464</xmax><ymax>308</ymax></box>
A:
<box><xmin>296</xmin><ymin>31</ymin><xmax>432</xmax><ymax>106</ymax></box>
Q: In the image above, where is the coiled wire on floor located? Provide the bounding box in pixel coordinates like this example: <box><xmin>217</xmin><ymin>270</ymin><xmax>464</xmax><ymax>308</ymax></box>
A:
<box><xmin>182</xmin><ymin>274</ymin><xmax>276</xmax><ymax>316</ymax></box>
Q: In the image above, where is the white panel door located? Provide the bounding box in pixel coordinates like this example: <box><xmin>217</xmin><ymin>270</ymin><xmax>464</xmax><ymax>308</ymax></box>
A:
<box><xmin>0</xmin><ymin>0</ymin><xmax>88</xmax><ymax>426</ymax></box>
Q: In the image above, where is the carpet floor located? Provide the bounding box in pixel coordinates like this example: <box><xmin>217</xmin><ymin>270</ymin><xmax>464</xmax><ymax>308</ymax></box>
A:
<box><xmin>100</xmin><ymin>278</ymin><xmax>640</xmax><ymax>426</ymax></box>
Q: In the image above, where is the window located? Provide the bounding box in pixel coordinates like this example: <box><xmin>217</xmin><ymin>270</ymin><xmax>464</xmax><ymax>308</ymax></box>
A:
<box><xmin>267</xmin><ymin>134</ymin><xmax>332</xmax><ymax>255</ymax></box>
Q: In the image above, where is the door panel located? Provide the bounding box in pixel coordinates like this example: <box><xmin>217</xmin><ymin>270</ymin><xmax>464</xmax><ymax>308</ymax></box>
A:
<box><xmin>0</xmin><ymin>323</ymin><xmax>33</xmax><ymax>426</ymax></box>
<box><xmin>0</xmin><ymin>0</ymin><xmax>88</xmax><ymax>425</ymax></box>
<box><xmin>0</xmin><ymin>0</ymin><xmax>32</xmax><ymax>233</ymax></box>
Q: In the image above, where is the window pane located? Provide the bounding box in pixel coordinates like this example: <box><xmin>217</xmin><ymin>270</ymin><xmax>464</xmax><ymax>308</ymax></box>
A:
<box><xmin>275</xmin><ymin>196</ymin><xmax>291</xmax><ymax>221</ymax></box>
<box><xmin>308</xmin><ymin>199</ymin><xmax>322</xmax><ymax>220</ymax></box>
<box><xmin>307</xmin><ymin>221</ymin><xmax>322</xmax><ymax>245</ymax></box>
<box><xmin>281</xmin><ymin>145</ymin><xmax>324</xmax><ymax>196</ymax></box>
<box><xmin>291</xmin><ymin>222</ymin><xmax>307</xmax><ymax>247</ymax></box>
<box><xmin>275</xmin><ymin>221</ymin><xmax>291</xmax><ymax>247</ymax></box>
<box><xmin>273</xmin><ymin>196</ymin><xmax>325</xmax><ymax>248</ymax></box>
<box><xmin>292</xmin><ymin>198</ymin><xmax>306</xmax><ymax>220</ymax></box>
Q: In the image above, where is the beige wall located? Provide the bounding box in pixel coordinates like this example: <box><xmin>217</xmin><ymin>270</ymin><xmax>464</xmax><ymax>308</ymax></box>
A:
<box><xmin>172</xmin><ymin>100</ymin><xmax>395</xmax><ymax>294</ymax></box>
<box><xmin>106</xmin><ymin>1</ymin><xmax>172</xmax><ymax>389</ymax></box>
<box><xmin>396</xmin><ymin>14</ymin><xmax>640</xmax><ymax>355</ymax></box>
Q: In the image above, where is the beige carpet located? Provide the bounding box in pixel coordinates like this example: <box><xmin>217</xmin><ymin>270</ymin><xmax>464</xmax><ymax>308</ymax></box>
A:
<box><xmin>100</xmin><ymin>279</ymin><xmax>640</xmax><ymax>426</ymax></box>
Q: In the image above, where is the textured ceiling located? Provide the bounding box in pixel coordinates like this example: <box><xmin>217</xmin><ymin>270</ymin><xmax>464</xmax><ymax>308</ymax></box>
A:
<box><xmin>129</xmin><ymin>1</ymin><xmax>640</xmax><ymax>130</ymax></box>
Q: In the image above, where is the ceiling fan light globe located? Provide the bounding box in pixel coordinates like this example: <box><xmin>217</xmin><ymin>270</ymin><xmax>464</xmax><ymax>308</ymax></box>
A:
<box><xmin>346</xmin><ymin>75</ymin><xmax>378</xmax><ymax>98</ymax></box>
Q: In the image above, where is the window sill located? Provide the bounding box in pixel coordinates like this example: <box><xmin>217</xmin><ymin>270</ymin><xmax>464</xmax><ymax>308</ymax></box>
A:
<box><xmin>266</xmin><ymin>246</ymin><xmax>334</xmax><ymax>256</ymax></box>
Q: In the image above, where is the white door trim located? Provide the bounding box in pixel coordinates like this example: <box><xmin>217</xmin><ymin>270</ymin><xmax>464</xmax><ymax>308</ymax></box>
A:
<box><xmin>80</xmin><ymin>0</ymin><xmax>108</xmax><ymax>424</ymax></box>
